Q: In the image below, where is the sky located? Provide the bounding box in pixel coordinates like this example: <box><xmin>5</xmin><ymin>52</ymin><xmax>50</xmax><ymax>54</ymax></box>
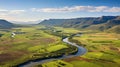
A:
<box><xmin>0</xmin><ymin>0</ymin><xmax>120</xmax><ymax>23</ymax></box>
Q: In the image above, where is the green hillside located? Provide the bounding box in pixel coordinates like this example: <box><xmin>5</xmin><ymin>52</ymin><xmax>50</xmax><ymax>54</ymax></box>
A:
<box><xmin>0</xmin><ymin>19</ymin><xmax>14</xmax><ymax>29</ymax></box>
<box><xmin>39</xmin><ymin>16</ymin><xmax>120</xmax><ymax>33</ymax></box>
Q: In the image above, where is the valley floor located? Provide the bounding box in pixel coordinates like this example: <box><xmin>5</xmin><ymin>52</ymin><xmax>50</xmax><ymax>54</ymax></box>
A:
<box><xmin>0</xmin><ymin>26</ymin><xmax>120</xmax><ymax>67</ymax></box>
<box><xmin>35</xmin><ymin>27</ymin><xmax>120</xmax><ymax>67</ymax></box>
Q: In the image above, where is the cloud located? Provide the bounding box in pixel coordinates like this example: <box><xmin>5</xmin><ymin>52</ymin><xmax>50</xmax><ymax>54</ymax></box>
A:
<box><xmin>104</xmin><ymin>7</ymin><xmax>120</xmax><ymax>12</ymax></box>
<box><xmin>0</xmin><ymin>9</ymin><xmax>8</xmax><ymax>12</ymax></box>
<box><xmin>0</xmin><ymin>9</ymin><xmax>26</xmax><ymax>16</ymax></box>
<box><xmin>31</xmin><ymin>6</ymin><xmax>120</xmax><ymax>13</ymax></box>
<box><xmin>9</xmin><ymin>10</ymin><xmax>26</xmax><ymax>14</ymax></box>
<box><xmin>0</xmin><ymin>9</ymin><xmax>27</xmax><ymax>22</ymax></box>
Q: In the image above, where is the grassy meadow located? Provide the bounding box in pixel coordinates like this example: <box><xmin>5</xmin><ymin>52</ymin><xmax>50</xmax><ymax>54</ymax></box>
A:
<box><xmin>67</xmin><ymin>32</ymin><xmax>120</xmax><ymax>67</ymax></box>
<box><xmin>36</xmin><ymin>27</ymin><xmax>120</xmax><ymax>67</ymax></box>
<box><xmin>0</xmin><ymin>26</ymin><xmax>120</xmax><ymax>67</ymax></box>
<box><xmin>0</xmin><ymin>26</ymin><xmax>78</xmax><ymax>67</ymax></box>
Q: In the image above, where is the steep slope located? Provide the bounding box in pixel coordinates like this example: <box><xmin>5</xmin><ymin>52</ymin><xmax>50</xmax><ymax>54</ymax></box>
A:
<box><xmin>39</xmin><ymin>19</ymin><xmax>66</xmax><ymax>26</ymax></box>
<box><xmin>0</xmin><ymin>19</ymin><xmax>14</xmax><ymax>29</ymax></box>
<box><xmin>86</xmin><ymin>16</ymin><xmax>120</xmax><ymax>31</ymax></box>
<box><xmin>60</xmin><ymin>18</ymin><xmax>98</xmax><ymax>28</ymax></box>
<box><xmin>39</xmin><ymin>16</ymin><xmax>120</xmax><ymax>32</ymax></box>
<box><xmin>107</xmin><ymin>25</ymin><xmax>120</xmax><ymax>33</ymax></box>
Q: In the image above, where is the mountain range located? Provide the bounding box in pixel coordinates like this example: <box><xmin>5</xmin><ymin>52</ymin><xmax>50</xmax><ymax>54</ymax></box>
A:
<box><xmin>0</xmin><ymin>19</ymin><xmax>14</xmax><ymax>29</ymax></box>
<box><xmin>0</xmin><ymin>16</ymin><xmax>120</xmax><ymax>33</ymax></box>
<box><xmin>11</xmin><ymin>20</ymin><xmax>40</xmax><ymax>24</ymax></box>
<box><xmin>39</xmin><ymin>16</ymin><xmax>120</xmax><ymax>33</ymax></box>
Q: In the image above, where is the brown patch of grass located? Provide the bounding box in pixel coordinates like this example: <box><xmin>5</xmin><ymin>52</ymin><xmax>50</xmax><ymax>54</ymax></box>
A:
<box><xmin>0</xmin><ymin>50</ymin><xmax>29</xmax><ymax>63</ymax></box>
<box><xmin>64</xmin><ymin>57</ymin><xmax>91</xmax><ymax>62</ymax></box>
<box><xmin>29</xmin><ymin>38</ymin><xmax>55</xmax><ymax>45</ymax></box>
<box><xmin>0</xmin><ymin>53</ymin><xmax>13</xmax><ymax>63</ymax></box>
<box><xmin>0</xmin><ymin>46</ymin><xmax>11</xmax><ymax>50</ymax></box>
<box><xmin>109</xmin><ymin>46</ymin><xmax>118</xmax><ymax>51</ymax></box>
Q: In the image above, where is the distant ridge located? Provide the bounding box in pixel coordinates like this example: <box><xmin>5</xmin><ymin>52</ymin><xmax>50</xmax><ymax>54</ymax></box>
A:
<box><xmin>0</xmin><ymin>19</ymin><xmax>14</xmax><ymax>29</ymax></box>
<box><xmin>39</xmin><ymin>16</ymin><xmax>120</xmax><ymax>33</ymax></box>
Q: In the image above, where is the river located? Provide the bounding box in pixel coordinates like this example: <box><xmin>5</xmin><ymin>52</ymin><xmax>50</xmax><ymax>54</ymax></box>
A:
<box><xmin>19</xmin><ymin>35</ymin><xmax>87</xmax><ymax>67</ymax></box>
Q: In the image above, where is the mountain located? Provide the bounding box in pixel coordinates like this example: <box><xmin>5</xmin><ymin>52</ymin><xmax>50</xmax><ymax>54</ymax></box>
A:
<box><xmin>11</xmin><ymin>20</ymin><xmax>40</xmax><ymax>24</ymax></box>
<box><xmin>39</xmin><ymin>19</ymin><xmax>66</xmax><ymax>26</ymax></box>
<box><xmin>0</xmin><ymin>19</ymin><xmax>14</xmax><ymax>29</ymax></box>
<box><xmin>84</xmin><ymin>16</ymin><xmax>120</xmax><ymax>31</ymax></box>
<box><xmin>107</xmin><ymin>25</ymin><xmax>120</xmax><ymax>34</ymax></box>
<box><xmin>39</xmin><ymin>16</ymin><xmax>120</xmax><ymax>32</ymax></box>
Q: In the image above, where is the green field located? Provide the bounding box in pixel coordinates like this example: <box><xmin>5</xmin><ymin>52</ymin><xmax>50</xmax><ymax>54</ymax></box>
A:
<box><xmin>64</xmin><ymin>32</ymin><xmax>120</xmax><ymax>67</ymax></box>
<box><xmin>0</xmin><ymin>26</ymin><xmax>78</xmax><ymax>67</ymax></box>
<box><xmin>0</xmin><ymin>26</ymin><xmax>120</xmax><ymax>67</ymax></box>
<box><xmin>36</xmin><ymin>27</ymin><xmax>120</xmax><ymax>67</ymax></box>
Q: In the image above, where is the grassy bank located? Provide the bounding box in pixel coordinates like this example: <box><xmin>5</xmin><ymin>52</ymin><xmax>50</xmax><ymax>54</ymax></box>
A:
<box><xmin>64</xmin><ymin>32</ymin><xmax>120</xmax><ymax>67</ymax></box>
<box><xmin>37</xmin><ymin>27</ymin><xmax>120</xmax><ymax>67</ymax></box>
<box><xmin>0</xmin><ymin>26</ymin><xmax>78</xmax><ymax>67</ymax></box>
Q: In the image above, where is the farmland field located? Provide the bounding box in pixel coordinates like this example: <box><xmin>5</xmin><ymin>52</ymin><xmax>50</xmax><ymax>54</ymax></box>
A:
<box><xmin>0</xmin><ymin>26</ymin><xmax>78</xmax><ymax>67</ymax></box>
<box><xmin>0</xmin><ymin>26</ymin><xmax>120</xmax><ymax>67</ymax></box>
<box><xmin>36</xmin><ymin>27</ymin><xmax>120</xmax><ymax>67</ymax></box>
<box><xmin>64</xmin><ymin>32</ymin><xmax>120</xmax><ymax>67</ymax></box>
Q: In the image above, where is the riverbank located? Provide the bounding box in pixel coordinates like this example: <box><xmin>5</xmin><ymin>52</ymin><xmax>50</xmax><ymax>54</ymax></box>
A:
<box><xmin>64</xmin><ymin>32</ymin><xmax>120</xmax><ymax>67</ymax></box>
<box><xmin>17</xmin><ymin>34</ymin><xmax>87</xmax><ymax>67</ymax></box>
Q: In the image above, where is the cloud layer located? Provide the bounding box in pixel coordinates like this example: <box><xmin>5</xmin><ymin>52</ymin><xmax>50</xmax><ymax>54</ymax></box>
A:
<box><xmin>0</xmin><ymin>5</ymin><xmax>120</xmax><ymax>15</ymax></box>
<box><xmin>0</xmin><ymin>5</ymin><xmax>120</xmax><ymax>22</ymax></box>
<box><xmin>0</xmin><ymin>9</ymin><xmax>26</xmax><ymax>15</ymax></box>
<box><xmin>32</xmin><ymin>6</ymin><xmax>120</xmax><ymax>13</ymax></box>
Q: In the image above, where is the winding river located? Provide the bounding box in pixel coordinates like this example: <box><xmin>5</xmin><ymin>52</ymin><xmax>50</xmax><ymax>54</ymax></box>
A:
<box><xmin>19</xmin><ymin>35</ymin><xmax>87</xmax><ymax>67</ymax></box>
